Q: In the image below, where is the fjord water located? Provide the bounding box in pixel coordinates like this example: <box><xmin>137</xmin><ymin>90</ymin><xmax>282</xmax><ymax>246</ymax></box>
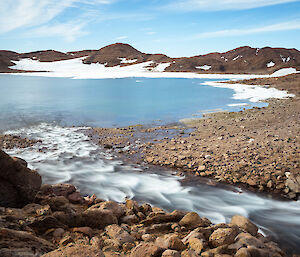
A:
<box><xmin>0</xmin><ymin>75</ymin><xmax>265</xmax><ymax>130</ymax></box>
<box><xmin>1</xmin><ymin>75</ymin><xmax>299</xmax><ymax>254</ymax></box>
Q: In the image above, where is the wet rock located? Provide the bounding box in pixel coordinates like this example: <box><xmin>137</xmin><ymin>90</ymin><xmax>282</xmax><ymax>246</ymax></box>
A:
<box><xmin>209</xmin><ymin>227</ymin><xmax>239</xmax><ymax>247</ymax></box>
<box><xmin>130</xmin><ymin>242</ymin><xmax>164</xmax><ymax>257</ymax></box>
<box><xmin>42</xmin><ymin>244</ymin><xmax>105</xmax><ymax>257</ymax></box>
<box><xmin>141</xmin><ymin>210</ymin><xmax>186</xmax><ymax>226</ymax></box>
<box><xmin>230</xmin><ymin>215</ymin><xmax>258</xmax><ymax>236</ymax></box>
<box><xmin>40</xmin><ymin>183</ymin><xmax>76</xmax><ymax>198</ymax></box>
<box><xmin>28</xmin><ymin>215</ymin><xmax>66</xmax><ymax>233</ymax></box>
<box><xmin>82</xmin><ymin>209</ymin><xmax>117</xmax><ymax>228</ymax></box>
<box><xmin>68</xmin><ymin>192</ymin><xmax>84</xmax><ymax>204</ymax></box>
<box><xmin>234</xmin><ymin>247</ymin><xmax>251</xmax><ymax>257</ymax></box>
<box><xmin>142</xmin><ymin>234</ymin><xmax>156</xmax><ymax>242</ymax></box>
<box><xmin>120</xmin><ymin>214</ymin><xmax>139</xmax><ymax>225</ymax></box>
<box><xmin>179</xmin><ymin>212</ymin><xmax>211</xmax><ymax>229</ymax></box>
<box><xmin>0</xmin><ymin>150</ymin><xmax>42</xmax><ymax>207</ymax></box>
<box><xmin>52</xmin><ymin>228</ymin><xmax>65</xmax><ymax>239</ymax></box>
<box><xmin>188</xmin><ymin>238</ymin><xmax>205</xmax><ymax>254</ymax></box>
<box><xmin>285</xmin><ymin>172</ymin><xmax>300</xmax><ymax>193</ymax></box>
<box><xmin>12</xmin><ymin>156</ymin><xmax>28</xmax><ymax>167</ymax></box>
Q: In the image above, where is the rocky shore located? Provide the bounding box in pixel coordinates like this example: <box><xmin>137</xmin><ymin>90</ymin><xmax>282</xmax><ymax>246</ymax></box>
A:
<box><xmin>0</xmin><ymin>149</ymin><xmax>290</xmax><ymax>256</ymax></box>
<box><xmin>94</xmin><ymin>74</ymin><xmax>300</xmax><ymax>200</ymax></box>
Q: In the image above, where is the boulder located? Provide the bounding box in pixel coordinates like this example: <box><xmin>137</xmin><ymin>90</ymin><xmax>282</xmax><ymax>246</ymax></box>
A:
<box><xmin>89</xmin><ymin>201</ymin><xmax>125</xmax><ymax>218</ymax></box>
<box><xmin>141</xmin><ymin>210</ymin><xmax>186</xmax><ymax>226</ymax></box>
<box><xmin>105</xmin><ymin>224</ymin><xmax>135</xmax><ymax>245</ymax></box>
<box><xmin>40</xmin><ymin>183</ymin><xmax>76</xmax><ymax>198</ymax></box>
<box><xmin>130</xmin><ymin>242</ymin><xmax>164</xmax><ymax>257</ymax></box>
<box><xmin>0</xmin><ymin>150</ymin><xmax>42</xmax><ymax>207</ymax></box>
<box><xmin>188</xmin><ymin>238</ymin><xmax>205</xmax><ymax>254</ymax></box>
<box><xmin>0</xmin><ymin>228</ymin><xmax>55</xmax><ymax>256</ymax></box>
<box><xmin>230</xmin><ymin>216</ymin><xmax>258</xmax><ymax>236</ymax></box>
<box><xmin>209</xmin><ymin>227</ymin><xmax>239</xmax><ymax>247</ymax></box>
<box><xmin>162</xmin><ymin>249</ymin><xmax>181</xmax><ymax>257</ymax></box>
<box><xmin>179</xmin><ymin>212</ymin><xmax>210</xmax><ymax>229</ymax></box>
<box><xmin>82</xmin><ymin>209</ymin><xmax>117</xmax><ymax>228</ymax></box>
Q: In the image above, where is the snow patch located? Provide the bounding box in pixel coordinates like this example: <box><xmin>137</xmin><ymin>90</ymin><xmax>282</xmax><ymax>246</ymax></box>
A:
<box><xmin>221</xmin><ymin>56</ymin><xmax>228</xmax><ymax>62</ymax></box>
<box><xmin>203</xmin><ymin>81</ymin><xmax>295</xmax><ymax>103</ymax></box>
<box><xmin>196</xmin><ymin>65</ymin><xmax>211</xmax><ymax>70</ymax></box>
<box><xmin>9</xmin><ymin>58</ymin><xmax>299</xmax><ymax>80</ymax></box>
<box><xmin>267</xmin><ymin>61</ymin><xmax>275</xmax><ymax>68</ymax></box>
<box><xmin>256</xmin><ymin>48</ymin><xmax>261</xmax><ymax>56</ymax></box>
<box><xmin>280</xmin><ymin>55</ymin><xmax>291</xmax><ymax>63</ymax></box>
<box><xmin>227</xmin><ymin>103</ymin><xmax>248</xmax><ymax>107</ymax></box>
<box><xmin>119</xmin><ymin>58</ymin><xmax>137</xmax><ymax>64</ymax></box>
<box><xmin>233</xmin><ymin>55</ymin><xmax>242</xmax><ymax>61</ymax></box>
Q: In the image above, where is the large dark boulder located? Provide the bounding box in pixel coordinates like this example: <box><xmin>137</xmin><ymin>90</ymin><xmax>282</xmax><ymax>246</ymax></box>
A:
<box><xmin>0</xmin><ymin>150</ymin><xmax>42</xmax><ymax>207</ymax></box>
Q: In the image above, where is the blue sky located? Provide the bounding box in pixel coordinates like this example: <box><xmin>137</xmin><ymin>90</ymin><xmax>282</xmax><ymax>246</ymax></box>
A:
<box><xmin>0</xmin><ymin>0</ymin><xmax>300</xmax><ymax>57</ymax></box>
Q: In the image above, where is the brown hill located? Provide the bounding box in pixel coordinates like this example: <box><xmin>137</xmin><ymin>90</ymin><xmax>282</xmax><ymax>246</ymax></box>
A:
<box><xmin>0</xmin><ymin>44</ymin><xmax>299</xmax><ymax>74</ymax></box>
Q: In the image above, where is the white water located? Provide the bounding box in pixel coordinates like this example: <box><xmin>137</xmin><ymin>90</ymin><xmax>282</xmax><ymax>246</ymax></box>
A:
<box><xmin>4</xmin><ymin>123</ymin><xmax>300</xmax><ymax>253</ymax></box>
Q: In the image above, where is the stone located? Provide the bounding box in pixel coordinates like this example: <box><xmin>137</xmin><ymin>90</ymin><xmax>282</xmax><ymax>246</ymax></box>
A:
<box><xmin>68</xmin><ymin>191</ymin><xmax>84</xmax><ymax>204</ymax></box>
<box><xmin>82</xmin><ymin>209</ymin><xmax>118</xmax><ymax>228</ymax></box>
<box><xmin>0</xmin><ymin>150</ymin><xmax>42</xmax><ymax>207</ymax></box>
<box><xmin>142</xmin><ymin>234</ymin><xmax>156</xmax><ymax>242</ymax></box>
<box><xmin>162</xmin><ymin>249</ymin><xmax>181</xmax><ymax>257</ymax></box>
<box><xmin>42</xmin><ymin>244</ymin><xmax>104</xmax><ymax>257</ymax></box>
<box><xmin>120</xmin><ymin>214</ymin><xmax>139</xmax><ymax>225</ymax></box>
<box><xmin>130</xmin><ymin>242</ymin><xmax>164</xmax><ymax>257</ymax></box>
<box><xmin>40</xmin><ymin>183</ymin><xmax>76</xmax><ymax>198</ymax></box>
<box><xmin>179</xmin><ymin>212</ymin><xmax>210</xmax><ymax>229</ymax></box>
<box><xmin>235</xmin><ymin>248</ymin><xmax>251</xmax><ymax>257</ymax></box>
<box><xmin>0</xmin><ymin>228</ymin><xmax>55</xmax><ymax>256</ymax></box>
<box><xmin>198</xmin><ymin>165</ymin><xmax>206</xmax><ymax>172</ymax></box>
<box><xmin>182</xmin><ymin>229</ymin><xmax>205</xmax><ymax>244</ymax></box>
<box><xmin>141</xmin><ymin>210</ymin><xmax>186</xmax><ymax>226</ymax></box>
<box><xmin>166</xmin><ymin>234</ymin><xmax>186</xmax><ymax>251</ymax></box>
<box><xmin>12</xmin><ymin>156</ymin><xmax>28</xmax><ymax>167</ymax></box>
<box><xmin>126</xmin><ymin>199</ymin><xmax>139</xmax><ymax>213</ymax></box>
<box><xmin>105</xmin><ymin>224</ymin><xmax>135</xmax><ymax>245</ymax></box>
<box><xmin>230</xmin><ymin>216</ymin><xmax>258</xmax><ymax>236</ymax></box>
<box><xmin>53</xmin><ymin>228</ymin><xmax>65</xmax><ymax>239</ymax></box>
<box><xmin>89</xmin><ymin>201</ymin><xmax>125</xmax><ymax>218</ymax></box>
<box><xmin>209</xmin><ymin>227</ymin><xmax>239</xmax><ymax>247</ymax></box>
<box><xmin>73</xmin><ymin>227</ymin><xmax>94</xmax><ymax>238</ymax></box>
<box><xmin>188</xmin><ymin>238</ymin><xmax>205</xmax><ymax>254</ymax></box>
<box><xmin>28</xmin><ymin>216</ymin><xmax>66</xmax><ymax>233</ymax></box>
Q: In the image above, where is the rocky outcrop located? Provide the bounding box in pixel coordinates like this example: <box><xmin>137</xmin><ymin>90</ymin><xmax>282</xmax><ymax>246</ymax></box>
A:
<box><xmin>0</xmin><ymin>150</ymin><xmax>42</xmax><ymax>207</ymax></box>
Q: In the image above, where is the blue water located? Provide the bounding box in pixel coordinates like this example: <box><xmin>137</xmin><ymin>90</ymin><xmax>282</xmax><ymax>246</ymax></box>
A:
<box><xmin>0</xmin><ymin>75</ymin><xmax>266</xmax><ymax>130</ymax></box>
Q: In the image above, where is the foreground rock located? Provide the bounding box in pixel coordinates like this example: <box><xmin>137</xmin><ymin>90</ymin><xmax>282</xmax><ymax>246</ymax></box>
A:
<box><xmin>0</xmin><ymin>149</ymin><xmax>42</xmax><ymax>207</ymax></box>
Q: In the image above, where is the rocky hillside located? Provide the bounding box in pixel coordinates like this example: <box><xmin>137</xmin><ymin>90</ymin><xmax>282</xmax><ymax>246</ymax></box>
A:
<box><xmin>1</xmin><ymin>43</ymin><xmax>299</xmax><ymax>74</ymax></box>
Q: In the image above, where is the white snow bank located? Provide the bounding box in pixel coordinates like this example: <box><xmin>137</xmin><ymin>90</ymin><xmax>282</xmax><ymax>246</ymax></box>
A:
<box><xmin>267</xmin><ymin>61</ymin><xmax>275</xmax><ymax>68</ymax></box>
<box><xmin>227</xmin><ymin>103</ymin><xmax>248</xmax><ymax>107</ymax></box>
<box><xmin>119</xmin><ymin>58</ymin><xmax>137</xmax><ymax>64</ymax></box>
<box><xmin>203</xmin><ymin>81</ymin><xmax>295</xmax><ymax>103</ymax></box>
<box><xmin>196</xmin><ymin>65</ymin><xmax>211</xmax><ymax>70</ymax></box>
<box><xmin>8</xmin><ymin>58</ymin><xmax>299</xmax><ymax>80</ymax></box>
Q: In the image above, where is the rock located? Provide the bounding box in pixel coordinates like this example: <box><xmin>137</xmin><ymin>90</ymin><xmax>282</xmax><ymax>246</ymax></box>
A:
<box><xmin>141</xmin><ymin>210</ymin><xmax>186</xmax><ymax>226</ymax></box>
<box><xmin>53</xmin><ymin>228</ymin><xmax>65</xmax><ymax>239</ymax></box>
<box><xmin>42</xmin><ymin>244</ymin><xmax>104</xmax><ymax>257</ymax></box>
<box><xmin>0</xmin><ymin>150</ymin><xmax>42</xmax><ymax>207</ymax></box>
<box><xmin>12</xmin><ymin>156</ymin><xmax>28</xmax><ymax>167</ymax></box>
<box><xmin>68</xmin><ymin>191</ymin><xmax>84</xmax><ymax>204</ymax></box>
<box><xmin>188</xmin><ymin>238</ymin><xmax>205</xmax><ymax>254</ymax></box>
<box><xmin>182</xmin><ymin>229</ymin><xmax>205</xmax><ymax>244</ymax></box>
<box><xmin>209</xmin><ymin>227</ymin><xmax>239</xmax><ymax>247</ymax></box>
<box><xmin>0</xmin><ymin>228</ymin><xmax>55</xmax><ymax>256</ymax></box>
<box><xmin>73</xmin><ymin>227</ymin><xmax>94</xmax><ymax>238</ymax></box>
<box><xmin>125</xmin><ymin>199</ymin><xmax>139</xmax><ymax>213</ymax></box>
<box><xmin>198</xmin><ymin>165</ymin><xmax>206</xmax><ymax>172</ymax></box>
<box><xmin>179</xmin><ymin>212</ymin><xmax>210</xmax><ymax>229</ymax></box>
<box><xmin>144</xmin><ymin>223</ymin><xmax>172</xmax><ymax>234</ymax></box>
<box><xmin>105</xmin><ymin>224</ymin><xmax>135</xmax><ymax>245</ymax></box>
<box><xmin>235</xmin><ymin>247</ymin><xmax>251</xmax><ymax>257</ymax></box>
<box><xmin>142</xmin><ymin>234</ymin><xmax>156</xmax><ymax>242</ymax></box>
<box><xmin>82</xmin><ymin>209</ymin><xmax>117</xmax><ymax>228</ymax></box>
<box><xmin>89</xmin><ymin>201</ymin><xmax>125</xmax><ymax>218</ymax></box>
<box><xmin>130</xmin><ymin>242</ymin><xmax>164</xmax><ymax>257</ymax></box>
<box><xmin>155</xmin><ymin>234</ymin><xmax>185</xmax><ymax>251</ymax></box>
<box><xmin>162</xmin><ymin>249</ymin><xmax>181</xmax><ymax>257</ymax></box>
<box><xmin>22</xmin><ymin>203</ymin><xmax>51</xmax><ymax>216</ymax></box>
<box><xmin>28</xmin><ymin>215</ymin><xmax>66</xmax><ymax>233</ymax></box>
<box><xmin>230</xmin><ymin>216</ymin><xmax>258</xmax><ymax>236</ymax></box>
<box><xmin>40</xmin><ymin>183</ymin><xmax>76</xmax><ymax>198</ymax></box>
<box><xmin>120</xmin><ymin>214</ymin><xmax>139</xmax><ymax>225</ymax></box>
<box><xmin>42</xmin><ymin>196</ymin><xmax>70</xmax><ymax>212</ymax></box>
<box><xmin>286</xmin><ymin>172</ymin><xmax>300</xmax><ymax>193</ymax></box>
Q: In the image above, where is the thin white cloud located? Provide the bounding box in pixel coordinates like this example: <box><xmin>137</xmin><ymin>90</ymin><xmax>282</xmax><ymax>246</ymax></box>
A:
<box><xmin>196</xmin><ymin>20</ymin><xmax>300</xmax><ymax>38</ymax></box>
<box><xmin>27</xmin><ymin>21</ymin><xmax>88</xmax><ymax>42</ymax></box>
<box><xmin>0</xmin><ymin>0</ymin><xmax>115</xmax><ymax>33</ymax></box>
<box><xmin>167</xmin><ymin>0</ymin><xmax>299</xmax><ymax>11</ymax></box>
<box><xmin>146</xmin><ymin>31</ymin><xmax>156</xmax><ymax>35</ymax></box>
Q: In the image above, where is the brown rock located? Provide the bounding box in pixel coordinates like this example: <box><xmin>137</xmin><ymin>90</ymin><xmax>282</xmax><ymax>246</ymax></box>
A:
<box><xmin>82</xmin><ymin>209</ymin><xmax>117</xmax><ymax>228</ymax></box>
<box><xmin>0</xmin><ymin>150</ymin><xmax>42</xmax><ymax>207</ymax></box>
<box><xmin>179</xmin><ymin>212</ymin><xmax>210</xmax><ymax>229</ymax></box>
<box><xmin>120</xmin><ymin>214</ymin><xmax>139</xmax><ymax>225</ymax></box>
<box><xmin>105</xmin><ymin>224</ymin><xmax>134</xmax><ymax>245</ymax></box>
<box><xmin>141</xmin><ymin>210</ymin><xmax>186</xmax><ymax>226</ymax></box>
<box><xmin>188</xmin><ymin>238</ymin><xmax>205</xmax><ymax>254</ymax></box>
<box><xmin>130</xmin><ymin>242</ymin><xmax>164</xmax><ymax>257</ymax></box>
<box><xmin>42</xmin><ymin>244</ymin><xmax>104</xmax><ymax>257</ymax></box>
<box><xmin>73</xmin><ymin>227</ymin><xmax>94</xmax><ymax>238</ymax></box>
<box><xmin>230</xmin><ymin>216</ymin><xmax>258</xmax><ymax>236</ymax></box>
<box><xmin>235</xmin><ymin>247</ymin><xmax>251</xmax><ymax>257</ymax></box>
<box><xmin>209</xmin><ymin>227</ymin><xmax>239</xmax><ymax>247</ymax></box>
<box><xmin>162</xmin><ymin>249</ymin><xmax>181</xmax><ymax>257</ymax></box>
<box><xmin>12</xmin><ymin>156</ymin><xmax>28</xmax><ymax>167</ymax></box>
<box><xmin>68</xmin><ymin>192</ymin><xmax>84</xmax><ymax>204</ymax></box>
<box><xmin>40</xmin><ymin>183</ymin><xmax>76</xmax><ymax>198</ymax></box>
<box><xmin>90</xmin><ymin>201</ymin><xmax>125</xmax><ymax>218</ymax></box>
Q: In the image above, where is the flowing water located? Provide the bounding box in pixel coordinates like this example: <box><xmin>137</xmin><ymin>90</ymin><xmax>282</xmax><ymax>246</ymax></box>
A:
<box><xmin>4</xmin><ymin>123</ymin><xmax>300</xmax><ymax>254</ymax></box>
<box><xmin>0</xmin><ymin>75</ymin><xmax>299</xmax><ymax>254</ymax></box>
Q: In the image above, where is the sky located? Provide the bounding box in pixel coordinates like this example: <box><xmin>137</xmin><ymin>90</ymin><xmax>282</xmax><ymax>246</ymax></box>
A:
<box><xmin>0</xmin><ymin>0</ymin><xmax>300</xmax><ymax>57</ymax></box>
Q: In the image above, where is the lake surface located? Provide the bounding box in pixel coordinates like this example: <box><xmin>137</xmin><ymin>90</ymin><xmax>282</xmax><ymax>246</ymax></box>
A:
<box><xmin>0</xmin><ymin>75</ymin><xmax>266</xmax><ymax>130</ymax></box>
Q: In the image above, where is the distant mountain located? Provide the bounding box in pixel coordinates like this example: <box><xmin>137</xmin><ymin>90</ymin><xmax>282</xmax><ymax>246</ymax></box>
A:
<box><xmin>1</xmin><ymin>43</ymin><xmax>299</xmax><ymax>74</ymax></box>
